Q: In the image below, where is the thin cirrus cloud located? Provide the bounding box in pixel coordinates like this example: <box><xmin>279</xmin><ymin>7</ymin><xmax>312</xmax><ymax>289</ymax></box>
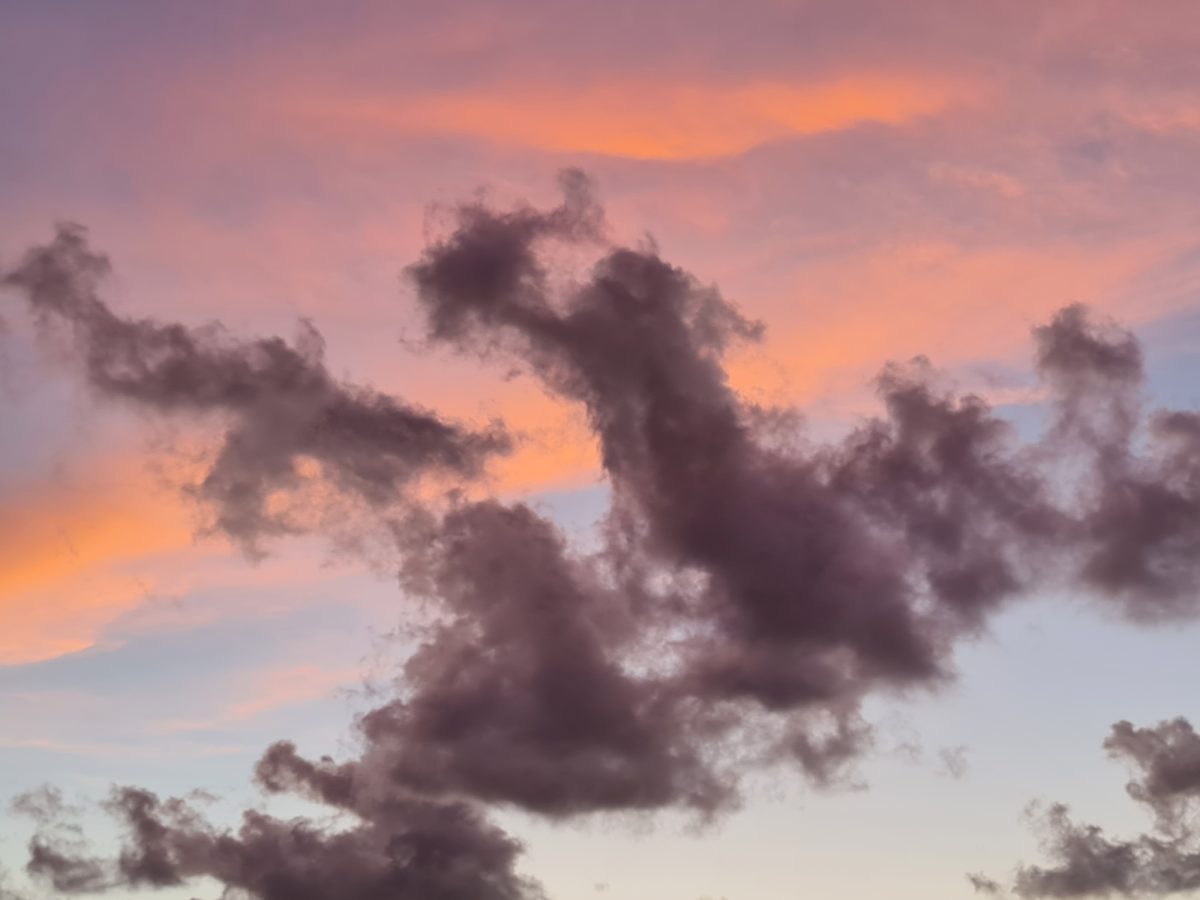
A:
<box><xmin>746</xmin><ymin>236</ymin><xmax>1177</xmax><ymax>406</ymax></box>
<box><xmin>0</xmin><ymin>461</ymin><xmax>192</xmax><ymax>666</ymax></box>
<box><xmin>294</xmin><ymin>74</ymin><xmax>972</xmax><ymax>160</ymax></box>
<box><xmin>154</xmin><ymin>663</ymin><xmax>364</xmax><ymax>735</ymax></box>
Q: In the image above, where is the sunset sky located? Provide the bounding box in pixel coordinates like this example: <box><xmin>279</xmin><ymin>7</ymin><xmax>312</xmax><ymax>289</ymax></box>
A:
<box><xmin>3</xmin><ymin>3</ymin><xmax>1200</xmax><ymax>899</ymax></box>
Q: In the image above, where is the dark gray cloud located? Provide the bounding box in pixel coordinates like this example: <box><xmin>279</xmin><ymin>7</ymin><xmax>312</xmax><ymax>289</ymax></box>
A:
<box><xmin>412</xmin><ymin>171</ymin><xmax>937</xmax><ymax>768</ymax></box>
<box><xmin>828</xmin><ymin>359</ymin><xmax>1062</xmax><ymax>629</ymax></box>
<box><xmin>405</xmin><ymin>171</ymin><xmax>1126</xmax><ymax>786</ymax></box>
<box><xmin>398</xmin><ymin>171</ymin><xmax>1200</xmax><ymax>812</ymax></box>
<box><xmin>989</xmin><ymin>718</ymin><xmax>1200</xmax><ymax>898</ymax></box>
<box><xmin>16</xmin><ymin>780</ymin><xmax>541</xmax><ymax>900</ymax></box>
<box><xmin>414</xmin><ymin>179</ymin><xmax>855</xmax><ymax>693</ymax></box>
<box><xmin>283</xmin><ymin>498</ymin><xmax>732</xmax><ymax>817</ymax></box>
<box><xmin>7</xmin><ymin>172</ymin><xmax>1200</xmax><ymax>898</ymax></box>
<box><xmin>1013</xmin><ymin>803</ymin><xmax>1200</xmax><ymax>898</ymax></box>
<box><xmin>969</xmin><ymin>872</ymin><xmax>1003</xmax><ymax>895</ymax></box>
<box><xmin>2</xmin><ymin>224</ymin><xmax>510</xmax><ymax>552</ymax></box>
<box><xmin>1036</xmin><ymin>306</ymin><xmax>1200</xmax><ymax>618</ymax></box>
<box><xmin>1105</xmin><ymin>718</ymin><xmax>1200</xmax><ymax>837</ymax></box>
<box><xmin>12</xmin><ymin>788</ymin><xmax>109</xmax><ymax>894</ymax></box>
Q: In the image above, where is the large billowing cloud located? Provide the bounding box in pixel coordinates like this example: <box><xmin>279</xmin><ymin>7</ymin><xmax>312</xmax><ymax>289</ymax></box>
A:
<box><xmin>5</xmin><ymin>172</ymin><xmax>1200</xmax><ymax>898</ymax></box>
<box><xmin>407</xmin><ymin>173</ymin><xmax>1197</xmax><ymax>737</ymax></box>
<box><xmin>409</xmin><ymin>172</ymin><xmax>1048</xmax><ymax>726</ymax></box>
<box><xmin>986</xmin><ymin>718</ymin><xmax>1200</xmax><ymax>898</ymax></box>
<box><xmin>358</xmin><ymin>498</ymin><xmax>731</xmax><ymax>816</ymax></box>
<box><xmin>2</xmin><ymin>225</ymin><xmax>510</xmax><ymax>553</ymax></box>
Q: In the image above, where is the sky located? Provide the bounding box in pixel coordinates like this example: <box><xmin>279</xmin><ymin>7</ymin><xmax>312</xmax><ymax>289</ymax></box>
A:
<box><xmin>2</xmin><ymin>2</ymin><xmax>1200</xmax><ymax>898</ymax></box>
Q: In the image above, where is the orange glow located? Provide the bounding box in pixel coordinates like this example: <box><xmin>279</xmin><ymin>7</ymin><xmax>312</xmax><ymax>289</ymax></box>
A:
<box><xmin>1122</xmin><ymin>105</ymin><xmax>1200</xmax><ymax>134</ymax></box>
<box><xmin>0</xmin><ymin>460</ymin><xmax>195</xmax><ymax>665</ymax></box>
<box><xmin>485</xmin><ymin>390</ymin><xmax>602</xmax><ymax>496</ymax></box>
<box><xmin>726</xmin><ymin>237</ymin><xmax>1173</xmax><ymax>412</ymax></box>
<box><xmin>363</xmin><ymin>236</ymin><xmax>1173</xmax><ymax>497</ymax></box>
<box><xmin>295</xmin><ymin>74</ymin><xmax>970</xmax><ymax>160</ymax></box>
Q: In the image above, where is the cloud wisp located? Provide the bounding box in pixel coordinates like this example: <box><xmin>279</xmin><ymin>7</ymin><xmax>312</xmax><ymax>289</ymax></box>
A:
<box><xmin>3</xmin><ymin>225</ymin><xmax>510</xmax><ymax>554</ymax></box>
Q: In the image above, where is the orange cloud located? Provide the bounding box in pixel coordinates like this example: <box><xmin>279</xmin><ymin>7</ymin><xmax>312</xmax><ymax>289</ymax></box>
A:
<box><xmin>292</xmin><ymin>74</ymin><xmax>970</xmax><ymax>160</ymax></box>
<box><xmin>726</xmin><ymin>236</ymin><xmax>1175</xmax><ymax>414</ymax></box>
<box><xmin>1122</xmin><ymin>105</ymin><xmax>1200</xmax><ymax>134</ymax></box>
<box><xmin>0</xmin><ymin>458</ymin><xmax>195</xmax><ymax>665</ymax></box>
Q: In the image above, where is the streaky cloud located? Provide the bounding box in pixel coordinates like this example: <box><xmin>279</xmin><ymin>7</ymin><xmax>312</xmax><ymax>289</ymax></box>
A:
<box><xmin>2</xmin><ymin>225</ymin><xmax>510</xmax><ymax>554</ymax></box>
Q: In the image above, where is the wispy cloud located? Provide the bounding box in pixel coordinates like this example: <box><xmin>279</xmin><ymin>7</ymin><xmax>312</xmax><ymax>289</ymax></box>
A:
<box><xmin>155</xmin><ymin>663</ymin><xmax>363</xmax><ymax>734</ymax></box>
<box><xmin>293</xmin><ymin>74</ymin><xmax>971</xmax><ymax>160</ymax></box>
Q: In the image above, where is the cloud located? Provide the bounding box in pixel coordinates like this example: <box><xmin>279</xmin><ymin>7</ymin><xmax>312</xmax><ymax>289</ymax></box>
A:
<box><xmin>940</xmin><ymin>746</ymin><xmax>970</xmax><ymax>780</ymax></box>
<box><xmin>1105</xmin><ymin>719</ymin><xmax>1200</xmax><ymax>837</ymax></box>
<box><xmin>1035</xmin><ymin>306</ymin><xmax>1200</xmax><ymax>618</ymax></box>
<box><xmin>403</xmin><ymin>171</ymin><xmax>1200</xmax><ymax>798</ymax></box>
<box><xmin>988</xmin><ymin>718</ymin><xmax>1200</xmax><ymax>898</ymax></box>
<box><xmin>306</xmin><ymin>74</ymin><xmax>968</xmax><ymax>160</ymax></box>
<box><xmin>407</xmin><ymin>171</ymin><xmax>1069</xmax><ymax>776</ymax></box>
<box><xmin>2</xmin><ymin>225</ymin><xmax>511</xmax><ymax>553</ymax></box>
<box><xmin>7</xmin><ymin>171</ymin><xmax>1200</xmax><ymax>898</ymax></box>
<box><xmin>969</xmin><ymin>872</ymin><xmax>1003</xmax><ymax>895</ymax></box>
<box><xmin>1013</xmin><ymin>803</ymin><xmax>1200</xmax><ymax>898</ymax></box>
<box><xmin>0</xmin><ymin>458</ymin><xmax>193</xmax><ymax>665</ymax></box>
<box><xmin>155</xmin><ymin>663</ymin><xmax>363</xmax><ymax>734</ymax></box>
<box><xmin>344</xmin><ymin>498</ymin><xmax>730</xmax><ymax>817</ymax></box>
<box><xmin>15</xmin><ymin>783</ymin><xmax>541</xmax><ymax>900</ymax></box>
